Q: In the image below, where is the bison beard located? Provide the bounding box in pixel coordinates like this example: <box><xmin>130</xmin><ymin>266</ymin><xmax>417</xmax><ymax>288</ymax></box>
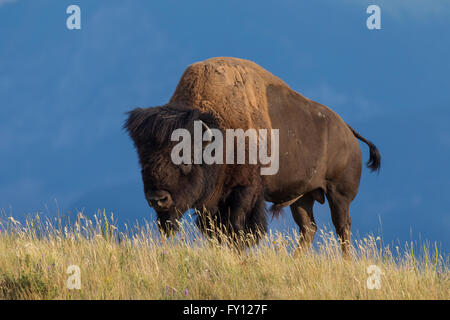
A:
<box><xmin>124</xmin><ymin>57</ymin><xmax>381</xmax><ymax>255</ymax></box>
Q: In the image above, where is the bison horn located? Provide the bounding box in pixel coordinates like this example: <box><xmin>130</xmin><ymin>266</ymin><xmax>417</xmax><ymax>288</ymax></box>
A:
<box><xmin>200</xmin><ymin>120</ymin><xmax>213</xmax><ymax>140</ymax></box>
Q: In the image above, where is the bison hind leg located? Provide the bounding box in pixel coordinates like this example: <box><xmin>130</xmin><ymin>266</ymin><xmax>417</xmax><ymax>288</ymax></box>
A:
<box><xmin>290</xmin><ymin>192</ymin><xmax>317</xmax><ymax>253</ymax></box>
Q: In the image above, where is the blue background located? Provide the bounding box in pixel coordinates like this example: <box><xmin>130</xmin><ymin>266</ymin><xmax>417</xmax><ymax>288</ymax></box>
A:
<box><xmin>1</xmin><ymin>0</ymin><xmax>449</xmax><ymax>252</ymax></box>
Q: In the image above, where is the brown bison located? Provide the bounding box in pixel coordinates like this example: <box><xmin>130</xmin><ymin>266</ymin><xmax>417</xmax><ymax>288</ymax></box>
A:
<box><xmin>125</xmin><ymin>57</ymin><xmax>380</xmax><ymax>256</ymax></box>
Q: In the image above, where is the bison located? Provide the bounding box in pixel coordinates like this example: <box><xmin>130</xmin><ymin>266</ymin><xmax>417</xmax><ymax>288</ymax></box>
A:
<box><xmin>124</xmin><ymin>57</ymin><xmax>380</xmax><ymax>256</ymax></box>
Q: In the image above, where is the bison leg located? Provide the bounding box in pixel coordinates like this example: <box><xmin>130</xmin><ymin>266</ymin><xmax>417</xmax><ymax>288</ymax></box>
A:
<box><xmin>243</xmin><ymin>193</ymin><xmax>267</xmax><ymax>245</ymax></box>
<box><xmin>290</xmin><ymin>192</ymin><xmax>317</xmax><ymax>252</ymax></box>
<box><xmin>226</xmin><ymin>186</ymin><xmax>253</xmax><ymax>232</ymax></box>
<box><xmin>195</xmin><ymin>208</ymin><xmax>222</xmax><ymax>239</ymax></box>
<box><xmin>224</xmin><ymin>186</ymin><xmax>266</xmax><ymax>246</ymax></box>
<box><xmin>326</xmin><ymin>185</ymin><xmax>353</xmax><ymax>259</ymax></box>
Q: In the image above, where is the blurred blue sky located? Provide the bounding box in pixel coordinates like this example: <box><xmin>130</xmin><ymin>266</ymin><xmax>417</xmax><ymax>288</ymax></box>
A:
<box><xmin>0</xmin><ymin>0</ymin><xmax>449</xmax><ymax>251</ymax></box>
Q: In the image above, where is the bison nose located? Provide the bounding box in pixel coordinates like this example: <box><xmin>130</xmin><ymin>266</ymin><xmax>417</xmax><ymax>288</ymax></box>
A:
<box><xmin>147</xmin><ymin>191</ymin><xmax>173</xmax><ymax>210</ymax></box>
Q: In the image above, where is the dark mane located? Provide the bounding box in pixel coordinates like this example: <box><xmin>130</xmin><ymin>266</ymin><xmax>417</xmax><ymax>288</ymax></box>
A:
<box><xmin>123</xmin><ymin>104</ymin><xmax>200</xmax><ymax>148</ymax></box>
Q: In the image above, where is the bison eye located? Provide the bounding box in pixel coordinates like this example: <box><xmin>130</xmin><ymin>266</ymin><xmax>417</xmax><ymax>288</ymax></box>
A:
<box><xmin>179</xmin><ymin>163</ymin><xmax>192</xmax><ymax>175</ymax></box>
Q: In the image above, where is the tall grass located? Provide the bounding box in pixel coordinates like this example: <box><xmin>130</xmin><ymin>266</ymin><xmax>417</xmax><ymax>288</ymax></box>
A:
<box><xmin>0</xmin><ymin>211</ymin><xmax>448</xmax><ymax>300</ymax></box>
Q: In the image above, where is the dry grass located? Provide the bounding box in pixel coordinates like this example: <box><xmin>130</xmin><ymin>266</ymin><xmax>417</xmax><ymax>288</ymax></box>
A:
<box><xmin>0</xmin><ymin>211</ymin><xmax>448</xmax><ymax>300</ymax></box>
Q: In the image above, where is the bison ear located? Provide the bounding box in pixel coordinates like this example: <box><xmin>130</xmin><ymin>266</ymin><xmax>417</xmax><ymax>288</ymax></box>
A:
<box><xmin>123</xmin><ymin>107</ymin><xmax>160</xmax><ymax>145</ymax></box>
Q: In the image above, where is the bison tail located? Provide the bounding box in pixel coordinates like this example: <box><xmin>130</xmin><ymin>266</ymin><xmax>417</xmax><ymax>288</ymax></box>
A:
<box><xmin>348</xmin><ymin>125</ymin><xmax>381</xmax><ymax>173</ymax></box>
<box><xmin>269</xmin><ymin>203</ymin><xmax>285</xmax><ymax>219</ymax></box>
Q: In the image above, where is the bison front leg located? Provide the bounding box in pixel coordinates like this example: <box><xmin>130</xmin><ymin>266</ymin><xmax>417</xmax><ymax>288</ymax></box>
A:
<box><xmin>227</xmin><ymin>186</ymin><xmax>253</xmax><ymax>233</ymax></box>
<box><xmin>195</xmin><ymin>206</ymin><xmax>222</xmax><ymax>238</ymax></box>
<box><xmin>225</xmin><ymin>186</ymin><xmax>266</xmax><ymax>246</ymax></box>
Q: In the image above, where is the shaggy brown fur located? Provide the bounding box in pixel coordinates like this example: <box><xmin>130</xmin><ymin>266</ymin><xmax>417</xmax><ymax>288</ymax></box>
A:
<box><xmin>125</xmin><ymin>57</ymin><xmax>381</xmax><ymax>255</ymax></box>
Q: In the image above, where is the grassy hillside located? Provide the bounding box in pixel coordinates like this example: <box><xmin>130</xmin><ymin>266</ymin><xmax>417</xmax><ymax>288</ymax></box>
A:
<box><xmin>0</xmin><ymin>212</ymin><xmax>448</xmax><ymax>300</ymax></box>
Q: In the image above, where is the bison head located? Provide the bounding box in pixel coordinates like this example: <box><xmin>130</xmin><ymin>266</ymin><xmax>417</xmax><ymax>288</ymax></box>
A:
<box><xmin>124</xmin><ymin>104</ymin><xmax>222</xmax><ymax>234</ymax></box>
